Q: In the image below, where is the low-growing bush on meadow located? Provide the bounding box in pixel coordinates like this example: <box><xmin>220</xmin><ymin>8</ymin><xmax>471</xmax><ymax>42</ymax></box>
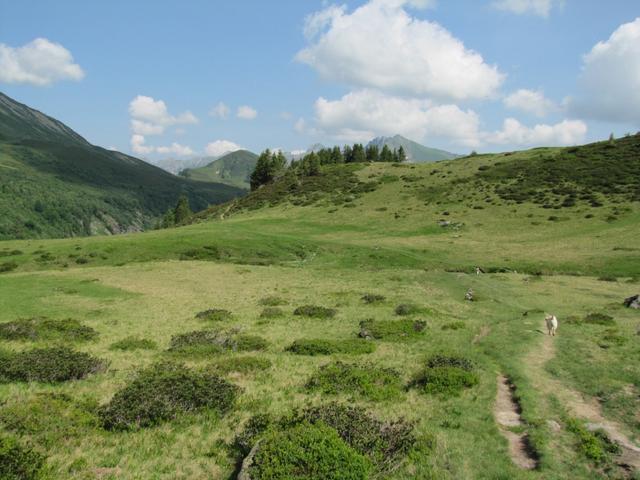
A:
<box><xmin>168</xmin><ymin>330</ymin><xmax>269</xmax><ymax>356</ymax></box>
<box><xmin>566</xmin><ymin>418</ymin><xmax>620</xmax><ymax>466</ymax></box>
<box><xmin>583</xmin><ymin>313</ymin><xmax>616</xmax><ymax>326</ymax></box>
<box><xmin>0</xmin><ymin>261</ymin><xmax>18</xmax><ymax>273</ymax></box>
<box><xmin>0</xmin><ymin>435</ymin><xmax>46</xmax><ymax>480</ymax></box>
<box><xmin>293</xmin><ymin>305</ymin><xmax>337</xmax><ymax>319</ymax></box>
<box><xmin>208</xmin><ymin>355</ymin><xmax>272</xmax><ymax>375</ymax></box>
<box><xmin>195</xmin><ymin>309</ymin><xmax>232</xmax><ymax>322</ymax></box>
<box><xmin>441</xmin><ymin>321</ymin><xmax>466</xmax><ymax>331</ymax></box>
<box><xmin>258</xmin><ymin>296</ymin><xmax>288</xmax><ymax>306</ymax></box>
<box><xmin>306</xmin><ymin>361</ymin><xmax>402</xmax><ymax>401</ymax></box>
<box><xmin>0</xmin><ymin>347</ymin><xmax>106</xmax><ymax>383</ymax></box>
<box><xmin>0</xmin><ymin>317</ymin><xmax>98</xmax><ymax>342</ymax></box>
<box><xmin>109</xmin><ymin>337</ymin><xmax>157</xmax><ymax>351</ymax></box>
<box><xmin>361</xmin><ymin>293</ymin><xmax>386</xmax><ymax>304</ymax></box>
<box><xmin>359</xmin><ymin>319</ymin><xmax>426</xmax><ymax>340</ymax></box>
<box><xmin>394</xmin><ymin>303</ymin><xmax>422</xmax><ymax>316</ymax></box>
<box><xmin>99</xmin><ymin>362</ymin><xmax>239</xmax><ymax>430</ymax></box>
<box><xmin>249</xmin><ymin>422</ymin><xmax>372</xmax><ymax>480</ymax></box>
<box><xmin>286</xmin><ymin>339</ymin><xmax>375</xmax><ymax>356</ymax></box>
<box><xmin>259</xmin><ymin>307</ymin><xmax>284</xmax><ymax>318</ymax></box>
<box><xmin>411</xmin><ymin>355</ymin><xmax>479</xmax><ymax>396</ymax></box>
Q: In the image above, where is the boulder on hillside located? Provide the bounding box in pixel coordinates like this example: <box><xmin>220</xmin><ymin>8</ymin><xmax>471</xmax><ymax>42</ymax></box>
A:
<box><xmin>623</xmin><ymin>294</ymin><xmax>639</xmax><ymax>309</ymax></box>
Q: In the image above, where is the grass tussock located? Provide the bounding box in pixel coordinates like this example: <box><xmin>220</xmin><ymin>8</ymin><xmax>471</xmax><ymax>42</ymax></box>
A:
<box><xmin>99</xmin><ymin>362</ymin><xmax>239</xmax><ymax>430</ymax></box>
<box><xmin>293</xmin><ymin>305</ymin><xmax>337</xmax><ymax>319</ymax></box>
<box><xmin>286</xmin><ymin>338</ymin><xmax>375</xmax><ymax>356</ymax></box>
<box><xmin>359</xmin><ymin>319</ymin><xmax>426</xmax><ymax>340</ymax></box>
<box><xmin>208</xmin><ymin>355</ymin><xmax>272</xmax><ymax>375</ymax></box>
<box><xmin>0</xmin><ymin>317</ymin><xmax>97</xmax><ymax>342</ymax></box>
<box><xmin>306</xmin><ymin>361</ymin><xmax>403</xmax><ymax>401</ymax></box>
<box><xmin>0</xmin><ymin>261</ymin><xmax>18</xmax><ymax>273</ymax></box>
<box><xmin>259</xmin><ymin>307</ymin><xmax>285</xmax><ymax>318</ymax></box>
<box><xmin>0</xmin><ymin>347</ymin><xmax>106</xmax><ymax>383</ymax></box>
<box><xmin>195</xmin><ymin>308</ymin><xmax>232</xmax><ymax>322</ymax></box>
<box><xmin>410</xmin><ymin>355</ymin><xmax>479</xmax><ymax>396</ymax></box>
<box><xmin>0</xmin><ymin>435</ymin><xmax>46</xmax><ymax>480</ymax></box>
<box><xmin>361</xmin><ymin>293</ymin><xmax>386</xmax><ymax>304</ymax></box>
<box><xmin>258</xmin><ymin>296</ymin><xmax>288</xmax><ymax>306</ymax></box>
<box><xmin>394</xmin><ymin>303</ymin><xmax>423</xmax><ymax>316</ymax></box>
<box><xmin>109</xmin><ymin>337</ymin><xmax>157</xmax><ymax>351</ymax></box>
<box><xmin>583</xmin><ymin>313</ymin><xmax>616</xmax><ymax>326</ymax></box>
<box><xmin>168</xmin><ymin>330</ymin><xmax>269</xmax><ymax>356</ymax></box>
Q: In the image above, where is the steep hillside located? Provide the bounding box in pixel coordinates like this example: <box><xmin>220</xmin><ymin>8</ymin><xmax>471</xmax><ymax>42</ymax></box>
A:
<box><xmin>0</xmin><ymin>92</ymin><xmax>245</xmax><ymax>239</ymax></box>
<box><xmin>179</xmin><ymin>150</ymin><xmax>257</xmax><ymax>189</ymax></box>
<box><xmin>368</xmin><ymin>134</ymin><xmax>459</xmax><ymax>162</ymax></box>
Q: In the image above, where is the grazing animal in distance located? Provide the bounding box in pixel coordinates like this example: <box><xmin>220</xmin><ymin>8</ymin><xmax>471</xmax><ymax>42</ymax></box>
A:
<box><xmin>545</xmin><ymin>314</ymin><xmax>558</xmax><ymax>336</ymax></box>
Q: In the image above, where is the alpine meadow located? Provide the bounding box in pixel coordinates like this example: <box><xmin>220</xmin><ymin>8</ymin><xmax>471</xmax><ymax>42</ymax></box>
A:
<box><xmin>1</xmin><ymin>1</ymin><xmax>639</xmax><ymax>480</ymax></box>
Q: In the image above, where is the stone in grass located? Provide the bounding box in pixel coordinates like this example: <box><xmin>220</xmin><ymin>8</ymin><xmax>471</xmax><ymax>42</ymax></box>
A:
<box><xmin>623</xmin><ymin>294</ymin><xmax>639</xmax><ymax>309</ymax></box>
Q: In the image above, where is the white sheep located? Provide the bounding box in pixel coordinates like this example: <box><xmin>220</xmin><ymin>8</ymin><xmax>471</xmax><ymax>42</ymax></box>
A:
<box><xmin>545</xmin><ymin>314</ymin><xmax>558</xmax><ymax>336</ymax></box>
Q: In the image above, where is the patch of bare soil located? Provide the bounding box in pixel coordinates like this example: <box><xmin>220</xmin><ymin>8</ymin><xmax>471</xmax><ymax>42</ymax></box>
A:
<box><xmin>494</xmin><ymin>374</ymin><xmax>538</xmax><ymax>470</ymax></box>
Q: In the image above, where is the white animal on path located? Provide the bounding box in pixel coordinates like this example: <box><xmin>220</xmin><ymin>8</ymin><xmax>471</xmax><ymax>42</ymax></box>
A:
<box><xmin>545</xmin><ymin>314</ymin><xmax>558</xmax><ymax>336</ymax></box>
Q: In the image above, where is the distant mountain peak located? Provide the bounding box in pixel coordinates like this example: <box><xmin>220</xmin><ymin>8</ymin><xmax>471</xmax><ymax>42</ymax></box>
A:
<box><xmin>366</xmin><ymin>134</ymin><xmax>458</xmax><ymax>163</ymax></box>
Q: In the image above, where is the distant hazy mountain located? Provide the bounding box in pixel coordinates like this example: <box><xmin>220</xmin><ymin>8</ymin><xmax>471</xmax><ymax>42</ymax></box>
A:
<box><xmin>150</xmin><ymin>156</ymin><xmax>213</xmax><ymax>175</ymax></box>
<box><xmin>0</xmin><ymin>92</ymin><xmax>244</xmax><ymax>239</ymax></box>
<box><xmin>179</xmin><ymin>150</ymin><xmax>258</xmax><ymax>190</ymax></box>
<box><xmin>367</xmin><ymin>135</ymin><xmax>458</xmax><ymax>163</ymax></box>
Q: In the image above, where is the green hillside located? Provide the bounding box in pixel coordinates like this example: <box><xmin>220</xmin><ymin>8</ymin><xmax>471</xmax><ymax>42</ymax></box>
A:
<box><xmin>179</xmin><ymin>149</ymin><xmax>258</xmax><ymax>189</ymax></box>
<box><xmin>0</xmin><ymin>92</ymin><xmax>245</xmax><ymax>239</ymax></box>
<box><xmin>368</xmin><ymin>134</ymin><xmax>459</xmax><ymax>162</ymax></box>
<box><xmin>0</xmin><ymin>134</ymin><xmax>638</xmax><ymax>479</ymax></box>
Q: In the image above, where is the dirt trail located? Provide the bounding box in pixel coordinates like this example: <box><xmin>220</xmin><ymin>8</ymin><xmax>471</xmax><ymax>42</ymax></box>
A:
<box><xmin>524</xmin><ymin>326</ymin><xmax>640</xmax><ymax>472</ymax></box>
<box><xmin>495</xmin><ymin>374</ymin><xmax>538</xmax><ymax>470</ymax></box>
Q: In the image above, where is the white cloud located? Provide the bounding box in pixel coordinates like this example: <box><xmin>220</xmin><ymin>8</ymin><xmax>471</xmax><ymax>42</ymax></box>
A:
<box><xmin>491</xmin><ymin>0</ymin><xmax>563</xmax><ymax>17</ymax></box>
<box><xmin>485</xmin><ymin>118</ymin><xmax>587</xmax><ymax>146</ymax></box>
<box><xmin>0</xmin><ymin>38</ymin><xmax>84</xmax><ymax>86</ymax></box>
<box><xmin>210</xmin><ymin>102</ymin><xmax>230</xmax><ymax>119</ymax></box>
<box><xmin>504</xmin><ymin>89</ymin><xmax>556</xmax><ymax>117</ymax></box>
<box><xmin>313</xmin><ymin>89</ymin><xmax>481</xmax><ymax>146</ymax></box>
<box><xmin>296</xmin><ymin>1</ymin><xmax>503</xmax><ymax>101</ymax></box>
<box><xmin>156</xmin><ymin>143</ymin><xmax>194</xmax><ymax>156</ymax></box>
<box><xmin>130</xmin><ymin>134</ymin><xmax>154</xmax><ymax>155</ymax></box>
<box><xmin>294</xmin><ymin>117</ymin><xmax>307</xmax><ymax>133</ymax></box>
<box><xmin>205</xmin><ymin>140</ymin><xmax>243</xmax><ymax>157</ymax></box>
<box><xmin>237</xmin><ymin>105</ymin><xmax>258</xmax><ymax>120</ymax></box>
<box><xmin>128</xmin><ymin>95</ymin><xmax>198</xmax><ymax>136</ymax></box>
<box><xmin>569</xmin><ymin>18</ymin><xmax>640</xmax><ymax>125</ymax></box>
<box><xmin>130</xmin><ymin>134</ymin><xmax>194</xmax><ymax>157</ymax></box>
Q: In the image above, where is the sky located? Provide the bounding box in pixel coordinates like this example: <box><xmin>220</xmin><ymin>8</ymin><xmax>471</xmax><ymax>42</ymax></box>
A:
<box><xmin>0</xmin><ymin>0</ymin><xmax>639</xmax><ymax>161</ymax></box>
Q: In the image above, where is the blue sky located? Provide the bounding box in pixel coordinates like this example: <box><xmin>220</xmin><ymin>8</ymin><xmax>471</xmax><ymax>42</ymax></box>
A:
<box><xmin>1</xmin><ymin>0</ymin><xmax>638</xmax><ymax>160</ymax></box>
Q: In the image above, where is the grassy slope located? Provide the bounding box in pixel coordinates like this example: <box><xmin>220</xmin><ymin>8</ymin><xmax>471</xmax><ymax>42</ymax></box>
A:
<box><xmin>179</xmin><ymin>150</ymin><xmax>257</xmax><ymax>189</ymax></box>
<box><xmin>0</xmin><ymin>136</ymin><xmax>638</xmax><ymax>479</ymax></box>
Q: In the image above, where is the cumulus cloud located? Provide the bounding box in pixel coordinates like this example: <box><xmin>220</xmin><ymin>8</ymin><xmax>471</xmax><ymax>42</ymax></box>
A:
<box><xmin>205</xmin><ymin>140</ymin><xmax>243</xmax><ymax>157</ymax></box>
<box><xmin>236</xmin><ymin>105</ymin><xmax>258</xmax><ymax>120</ymax></box>
<box><xmin>504</xmin><ymin>89</ymin><xmax>556</xmax><ymax>117</ymax></box>
<box><xmin>0</xmin><ymin>38</ymin><xmax>84</xmax><ymax>86</ymax></box>
<box><xmin>128</xmin><ymin>95</ymin><xmax>198</xmax><ymax>136</ymax></box>
<box><xmin>130</xmin><ymin>134</ymin><xmax>194</xmax><ymax>157</ymax></box>
<box><xmin>130</xmin><ymin>134</ymin><xmax>154</xmax><ymax>155</ymax></box>
<box><xmin>485</xmin><ymin>118</ymin><xmax>587</xmax><ymax>146</ymax></box>
<box><xmin>313</xmin><ymin>89</ymin><xmax>481</xmax><ymax>146</ymax></box>
<box><xmin>210</xmin><ymin>101</ymin><xmax>230</xmax><ymax>119</ymax></box>
<box><xmin>491</xmin><ymin>0</ymin><xmax>563</xmax><ymax>17</ymax></box>
<box><xmin>568</xmin><ymin>18</ymin><xmax>640</xmax><ymax>125</ymax></box>
<box><xmin>296</xmin><ymin>0</ymin><xmax>503</xmax><ymax>101</ymax></box>
<box><xmin>156</xmin><ymin>143</ymin><xmax>194</xmax><ymax>156</ymax></box>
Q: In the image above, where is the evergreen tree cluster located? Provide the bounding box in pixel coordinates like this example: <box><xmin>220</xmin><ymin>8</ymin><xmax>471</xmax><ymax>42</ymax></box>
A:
<box><xmin>249</xmin><ymin>144</ymin><xmax>407</xmax><ymax>190</ymax></box>
<box><xmin>159</xmin><ymin>195</ymin><xmax>192</xmax><ymax>228</ymax></box>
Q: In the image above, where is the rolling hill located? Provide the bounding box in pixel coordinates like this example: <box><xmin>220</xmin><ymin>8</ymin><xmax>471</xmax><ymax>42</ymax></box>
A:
<box><xmin>367</xmin><ymin>134</ymin><xmax>459</xmax><ymax>162</ymax></box>
<box><xmin>0</xmin><ymin>92</ymin><xmax>245</xmax><ymax>240</ymax></box>
<box><xmin>179</xmin><ymin>150</ymin><xmax>258</xmax><ymax>189</ymax></box>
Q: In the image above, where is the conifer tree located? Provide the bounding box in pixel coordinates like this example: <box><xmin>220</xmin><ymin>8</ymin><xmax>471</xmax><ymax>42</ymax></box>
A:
<box><xmin>352</xmin><ymin>144</ymin><xmax>366</xmax><ymax>163</ymax></box>
<box><xmin>366</xmin><ymin>145</ymin><xmax>379</xmax><ymax>163</ymax></box>
<box><xmin>173</xmin><ymin>195</ymin><xmax>192</xmax><ymax>224</ymax></box>
<box><xmin>380</xmin><ymin>144</ymin><xmax>393</xmax><ymax>162</ymax></box>
<box><xmin>397</xmin><ymin>145</ymin><xmax>407</xmax><ymax>162</ymax></box>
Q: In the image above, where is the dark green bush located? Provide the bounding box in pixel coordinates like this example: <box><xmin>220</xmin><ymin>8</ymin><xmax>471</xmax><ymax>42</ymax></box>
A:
<box><xmin>427</xmin><ymin>354</ymin><xmax>475</xmax><ymax>372</ymax></box>
<box><xmin>584</xmin><ymin>313</ymin><xmax>616</xmax><ymax>326</ymax></box>
<box><xmin>359</xmin><ymin>319</ymin><xmax>426</xmax><ymax>340</ymax></box>
<box><xmin>0</xmin><ymin>261</ymin><xmax>18</xmax><ymax>273</ymax></box>
<box><xmin>362</xmin><ymin>294</ymin><xmax>386</xmax><ymax>304</ymax></box>
<box><xmin>0</xmin><ymin>250</ymin><xmax>22</xmax><ymax>257</ymax></box>
<box><xmin>286</xmin><ymin>339</ymin><xmax>375</xmax><ymax>356</ymax></box>
<box><xmin>0</xmin><ymin>317</ymin><xmax>98</xmax><ymax>342</ymax></box>
<box><xmin>259</xmin><ymin>307</ymin><xmax>284</xmax><ymax>318</ymax></box>
<box><xmin>209</xmin><ymin>355</ymin><xmax>272</xmax><ymax>375</ymax></box>
<box><xmin>168</xmin><ymin>330</ymin><xmax>268</xmax><ymax>356</ymax></box>
<box><xmin>99</xmin><ymin>362</ymin><xmax>239</xmax><ymax>430</ymax></box>
<box><xmin>394</xmin><ymin>303</ymin><xmax>422</xmax><ymax>316</ymax></box>
<box><xmin>566</xmin><ymin>418</ymin><xmax>620</xmax><ymax>465</ymax></box>
<box><xmin>195</xmin><ymin>309</ymin><xmax>232</xmax><ymax>322</ymax></box>
<box><xmin>0</xmin><ymin>435</ymin><xmax>45</xmax><ymax>480</ymax></box>
<box><xmin>109</xmin><ymin>337</ymin><xmax>157</xmax><ymax>351</ymax></box>
<box><xmin>259</xmin><ymin>296</ymin><xmax>287</xmax><ymax>306</ymax></box>
<box><xmin>234</xmin><ymin>334</ymin><xmax>269</xmax><ymax>352</ymax></box>
<box><xmin>0</xmin><ymin>347</ymin><xmax>106</xmax><ymax>383</ymax></box>
<box><xmin>306</xmin><ymin>362</ymin><xmax>402</xmax><ymax>401</ymax></box>
<box><xmin>413</xmin><ymin>366</ymin><xmax>479</xmax><ymax>396</ymax></box>
<box><xmin>249</xmin><ymin>422</ymin><xmax>371</xmax><ymax>480</ymax></box>
<box><xmin>294</xmin><ymin>305</ymin><xmax>337</xmax><ymax>319</ymax></box>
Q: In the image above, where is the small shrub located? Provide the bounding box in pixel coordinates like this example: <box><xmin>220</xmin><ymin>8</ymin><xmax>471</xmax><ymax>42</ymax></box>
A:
<box><xmin>413</xmin><ymin>366</ymin><xmax>479</xmax><ymax>396</ymax></box>
<box><xmin>597</xmin><ymin>275</ymin><xmax>617</xmax><ymax>282</ymax></box>
<box><xmin>234</xmin><ymin>334</ymin><xmax>269</xmax><ymax>352</ymax></box>
<box><xmin>0</xmin><ymin>435</ymin><xmax>45</xmax><ymax>480</ymax></box>
<box><xmin>441</xmin><ymin>321</ymin><xmax>466</xmax><ymax>330</ymax></box>
<box><xmin>306</xmin><ymin>362</ymin><xmax>402</xmax><ymax>401</ymax></box>
<box><xmin>0</xmin><ymin>250</ymin><xmax>22</xmax><ymax>257</ymax></box>
<box><xmin>259</xmin><ymin>307</ymin><xmax>284</xmax><ymax>318</ymax></box>
<box><xmin>209</xmin><ymin>356</ymin><xmax>272</xmax><ymax>375</ymax></box>
<box><xmin>286</xmin><ymin>339</ymin><xmax>375</xmax><ymax>356</ymax></box>
<box><xmin>109</xmin><ymin>337</ymin><xmax>157</xmax><ymax>351</ymax></box>
<box><xmin>294</xmin><ymin>305</ymin><xmax>337</xmax><ymax>319</ymax></box>
<box><xmin>0</xmin><ymin>261</ymin><xmax>18</xmax><ymax>273</ymax></box>
<box><xmin>75</xmin><ymin>257</ymin><xmax>89</xmax><ymax>265</ymax></box>
<box><xmin>259</xmin><ymin>296</ymin><xmax>287</xmax><ymax>306</ymax></box>
<box><xmin>361</xmin><ymin>293</ymin><xmax>385</xmax><ymax>304</ymax></box>
<box><xmin>566</xmin><ymin>418</ymin><xmax>620</xmax><ymax>465</ymax></box>
<box><xmin>394</xmin><ymin>303</ymin><xmax>422</xmax><ymax>316</ymax></box>
<box><xmin>195</xmin><ymin>309</ymin><xmax>232</xmax><ymax>322</ymax></box>
<box><xmin>584</xmin><ymin>313</ymin><xmax>615</xmax><ymax>326</ymax></box>
<box><xmin>168</xmin><ymin>330</ymin><xmax>268</xmax><ymax>356</ymax></box>
<box><xmin>0</xmin><ymin>347</ymin><xmax>106</xmax><ymax>383</ymax></box>
<box><xmin>359</xmin><ymin>319</ymin><xmax>426</xmax><ymax>340</ymax></box>
<box><xmin>427</xmin><ymin>355</ymin><xmax>475</xmax><ymax>372</ymax></box>
<box><xmin>99</xmin><ymin>362</ymin><xmax>239</xmax><ymax>430</ymax></box>
<box><xmin>0</xmin><ymin>317</ymin><xmax>98</xmax><ymax>342</ymax></box>
<box><xmin>249</xmin><ymin>422</ymin><xmax>371</xmax><ymax>480</ymax></box>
